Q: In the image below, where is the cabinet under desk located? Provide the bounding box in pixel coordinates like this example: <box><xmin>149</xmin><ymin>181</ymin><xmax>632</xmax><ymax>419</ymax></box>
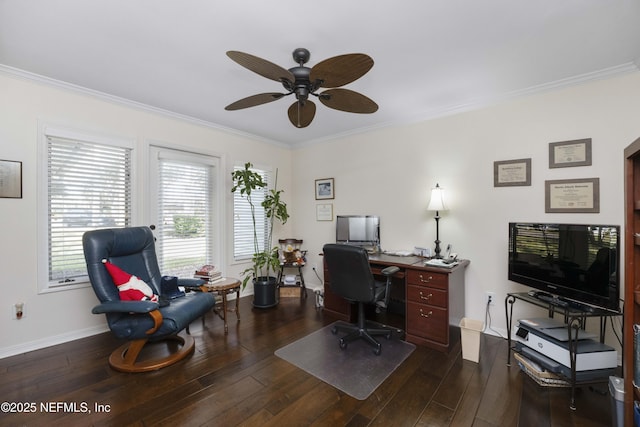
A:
<box><xmin>322</xmin><ymin>254</ymin><xmax>469</xmax><ymax>352</ymax></box>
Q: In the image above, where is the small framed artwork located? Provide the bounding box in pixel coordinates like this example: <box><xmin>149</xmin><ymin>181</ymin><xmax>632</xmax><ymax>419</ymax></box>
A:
<box><xmin>316</xmin><ymin>203</ymin><xmax>333</xmax><ymax>221</ymax></box>
<box><xmin>493</xmin><ymin>158</ymin><xmax>531</xmax><ymax>187</ymax></box>
<box><xmin>0</xmin><ymin>159</ymin><xmax>22</xmax><ymax>198</ymax></box>
<box><xmin>545</xmin><ymin>178</ymin><xmax>600</xmax><ymax>213</ymax></box>
<box><xmin>549</xmin><ymin>138</ymin><xmax>592</xmax><ymax>168</ymax></box>
<box><xmin>315</xmin><ymin>178</ymin><xmax>334</xmax><ymax>200</ymax></box>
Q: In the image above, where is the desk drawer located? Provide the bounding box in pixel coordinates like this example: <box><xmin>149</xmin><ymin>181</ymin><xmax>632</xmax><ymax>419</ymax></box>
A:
<box><xmin>406</xmin><ymin>284</ymin><xmax>447</xmax><ymax>308</ymax></box>
<box><xmin>406</xmin><ymin>301</ymin><xmax>448</xmax><ymax>343</ymax></box>
<box><xmin>406</xmin><ymin>269</ymin><xmax>448</xmax><ymax>289</ymax></box>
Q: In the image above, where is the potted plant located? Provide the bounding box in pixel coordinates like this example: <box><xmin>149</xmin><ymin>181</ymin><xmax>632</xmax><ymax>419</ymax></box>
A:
<box><xmin>231</xmin><ymin>162</ymin><xmax>289</xmax><ymax>308</ymax></box>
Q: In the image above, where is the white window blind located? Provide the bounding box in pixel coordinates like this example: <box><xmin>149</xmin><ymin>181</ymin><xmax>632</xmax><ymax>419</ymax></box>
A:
<box><xmin>155</xmin><ymin>152</ymin><xmax>217</xmax><ymax>277</ymax></box>
<box><xmin>233</xmin><ymin>166</ymin><xmax>270</xmax><ymax>260</ymax></box>
<box><xmin>47</xmin><ymin>136</ymin><xmax>132</xmax><ymax>285</ymax></box>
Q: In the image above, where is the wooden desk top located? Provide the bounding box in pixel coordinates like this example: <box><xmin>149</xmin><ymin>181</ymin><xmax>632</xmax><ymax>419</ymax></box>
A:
<box><xmin>368</xmin><ymin>253</ymin><xmax>469</xmax><ymax>273</ymax></box>
<box><xmin>368</xmin><ymin>253</ymin><xmax>423</xmax><ymax>266</ymax></box>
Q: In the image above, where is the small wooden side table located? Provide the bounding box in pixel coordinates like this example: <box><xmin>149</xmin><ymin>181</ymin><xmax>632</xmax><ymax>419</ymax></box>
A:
<box><xmin>199</xmin><ymin>278</ymin><xmax>241</xmax><ymax>333</ymax></box>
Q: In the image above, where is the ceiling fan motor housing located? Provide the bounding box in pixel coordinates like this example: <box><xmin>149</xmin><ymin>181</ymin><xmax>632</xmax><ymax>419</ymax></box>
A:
<box><xmin>289</xmin><ymin>66</ymin><xmax>313</xmax><ymax>101</ymax></box>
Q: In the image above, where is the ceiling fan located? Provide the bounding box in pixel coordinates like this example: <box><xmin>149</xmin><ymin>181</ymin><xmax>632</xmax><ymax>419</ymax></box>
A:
<box><xmin>225</xmin><ymin>48</ymin><xmax>378</xmax><ymax>128</ymax></box>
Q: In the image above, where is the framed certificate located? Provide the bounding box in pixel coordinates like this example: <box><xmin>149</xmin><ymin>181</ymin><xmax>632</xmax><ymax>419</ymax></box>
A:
<box><xmin>545</xmin><ymin>178</ymin><xmax>599</xmax><ymax>213</ymax></box>
<box><xmin>549</xmin><ymin>139</ymin><xmax>592</xmax><ymax>168</ymax></box>
<box><xmin>316</xmin><ymin>203</ymin><xmax>333</xmax><ymax>221</ymax></box>
<box><xmin>493</xmin><ymin>158</ymin><xmax>531</xmax><ymax>187</ymax></box>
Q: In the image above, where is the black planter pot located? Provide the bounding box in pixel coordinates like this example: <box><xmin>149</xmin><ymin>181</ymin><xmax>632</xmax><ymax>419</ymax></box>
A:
<box><xmin>252</xmin><ymin>276</ymin><xmax>278</xmax><ymax>308</ymax></box>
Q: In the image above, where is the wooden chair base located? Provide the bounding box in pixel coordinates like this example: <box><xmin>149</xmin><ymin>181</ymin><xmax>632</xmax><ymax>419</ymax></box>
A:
<box><xmin>108</xmin><ymin>334</ymin><xmax>195</xmax><ymax>373</ymax></box>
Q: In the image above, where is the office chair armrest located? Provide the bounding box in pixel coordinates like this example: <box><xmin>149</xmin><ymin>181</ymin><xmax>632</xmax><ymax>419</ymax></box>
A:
<box><xmin>381</xmin><ymin>266</ymin><xmax>400</xmax><ymax>277</ymax></box>
<box><xmin>91</xmin><ymin>300</ymin><xmax>159</xmax><ymax>315</ymax></box>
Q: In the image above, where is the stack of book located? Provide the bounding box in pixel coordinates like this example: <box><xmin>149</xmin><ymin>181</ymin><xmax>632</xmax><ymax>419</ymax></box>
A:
<box><xmin>194</xmin><ymin>264</ymin><xmax>222</xmax><ymax>282</ymax></box>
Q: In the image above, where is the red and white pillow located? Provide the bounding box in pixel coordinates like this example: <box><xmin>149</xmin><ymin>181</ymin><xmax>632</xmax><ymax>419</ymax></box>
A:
<box><xmin>102</xmin><ymin>259</ymin><xmax>159</xmax><ymax>302</ymax></box>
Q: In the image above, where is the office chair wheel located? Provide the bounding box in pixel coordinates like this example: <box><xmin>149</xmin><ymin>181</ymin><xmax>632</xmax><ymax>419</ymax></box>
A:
<box><xmin>331</xmin><ymin>326</ymin><xmax>339</xmax><ymax>335</ymax></box>
<box><xmin>339</xmin><ymin>339</ymin><xmax>348</xmax><ymax>350</ymax></box>
<box><xmin>373</xmin><ymin>344</ymin><xmax>382</xmax><ymax>356</ymax></box>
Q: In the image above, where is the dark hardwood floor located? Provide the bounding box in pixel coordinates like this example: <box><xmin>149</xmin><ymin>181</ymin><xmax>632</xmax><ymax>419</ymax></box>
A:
<box><xmin>0</xmin><ymin>293</ymin><xmax>613</xmax><ymax>426</ymax></box>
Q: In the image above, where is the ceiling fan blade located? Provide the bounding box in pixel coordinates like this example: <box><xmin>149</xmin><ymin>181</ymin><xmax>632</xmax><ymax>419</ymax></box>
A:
<box><xmin>287</xmin><ymin>100</ymin><xmax>316</xmax><ymax>128</ymax></box>
<box><xmin>319</xmin><ymin>88</ymin><xmax>378</xmax><ymax>113</ymax></box>
<box><xmin>310</xmin><ymin>54</ymin><xmax>374</xmax><ymax>88</ymax></box>
<box><xmin>225</xmin><ymin>93</ymin><xmax>287</xmax><ymax>110</ymax></box>
<box><xmin>227</xmin><ymin>51</ymin><xmax>295</xmax><ymax>83</ymax></box>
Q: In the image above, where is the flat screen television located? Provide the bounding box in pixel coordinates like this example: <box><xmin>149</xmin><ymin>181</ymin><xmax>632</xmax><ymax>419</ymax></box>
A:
<box><xmin>508</xmin><ymin>222</ymin><xmax>620</xmax><ymax>313</ymax></box>
<box><xmin>336</xmin><ymin>215</ymin><xmax>380</xmax><ymax>246</ymax></box>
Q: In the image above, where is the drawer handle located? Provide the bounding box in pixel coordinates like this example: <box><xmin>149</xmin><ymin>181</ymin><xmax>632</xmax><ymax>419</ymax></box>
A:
<box><xmin>419</xmin><ymin>274</ymin><xmax>433</xmax><ymax>283</ymax></box>
<box><xmin>419</xmin><ymin>291</ymin><xmax>433</xmax><ymax>301</ymax></box>
<box><xmin>419</xmin><ymin>309</ymin><xmax>433</xmax><ymax>318</ymax></box>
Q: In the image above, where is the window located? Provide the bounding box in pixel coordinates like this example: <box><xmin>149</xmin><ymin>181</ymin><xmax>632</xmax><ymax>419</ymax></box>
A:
<box><xmin>233</xmin><ymin>165</ymin><xmax>270</xmax><ymax>260</ymax></box>
<box><xmin>150</xmin><ymin>148</ymin><xmax>219</xmax><ymax>277</ymax></box>
<box><xmin>40</xmin><ymin>127</ymin><xmax>132</xmax><ymax>290</ymax></box>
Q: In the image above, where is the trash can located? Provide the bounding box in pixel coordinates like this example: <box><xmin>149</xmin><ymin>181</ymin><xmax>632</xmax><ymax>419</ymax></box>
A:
<box><xmin>459</xmin><ymin>318</ymin><xmax>483</xmax><ymax>363</ymax></box>
<box><xmin>609</xmin><ymin>376</ymin><xmax>624</xmax><ymax>427</ymax></box>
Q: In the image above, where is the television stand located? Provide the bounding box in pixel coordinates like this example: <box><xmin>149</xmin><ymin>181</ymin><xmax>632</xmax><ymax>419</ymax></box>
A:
<box><xmin>505</xmin><ymin>292</ymin><xmax>621</xmax><ymax>410</ymax></box>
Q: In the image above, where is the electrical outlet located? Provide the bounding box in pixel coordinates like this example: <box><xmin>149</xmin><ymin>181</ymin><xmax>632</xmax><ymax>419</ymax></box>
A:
<box><xmin>12</xmin><ymin>302</ymin><xmax>25</xmax><ymax>320</ymax></box>
<box><xmin>486</xmin><ymin>291</ymin><xmax>495</xmax><ymax>306</ymax></box>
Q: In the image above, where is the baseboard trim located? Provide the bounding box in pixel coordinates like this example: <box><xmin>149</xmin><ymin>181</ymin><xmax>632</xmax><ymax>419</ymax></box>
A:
<box><xmin>0</xmin><ymin>325</ymin><xmax>109</xmax><ymax>360</ymax></box>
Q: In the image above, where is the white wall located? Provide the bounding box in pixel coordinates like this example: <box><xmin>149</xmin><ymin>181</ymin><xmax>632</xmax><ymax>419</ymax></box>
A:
<box><xmin>2</xmin><ymin>70</ymin><xmax>639</xmax><ymax>358</ymax></box>
<box><xmin>291</xmin><ymin>72</ymin><xmax>640</xmax><ymax>352</ymax></box>
<box><xmin>0</xmin><ymin>72</ymin><xmax>293</xmax><ymax>357</ymax></box>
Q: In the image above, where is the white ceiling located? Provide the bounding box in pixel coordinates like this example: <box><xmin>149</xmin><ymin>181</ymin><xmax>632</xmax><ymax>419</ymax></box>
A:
<box><xmin>1</xmin><ymin>0</ymin><xmax>639</xmax><ymax>146</ymax></box>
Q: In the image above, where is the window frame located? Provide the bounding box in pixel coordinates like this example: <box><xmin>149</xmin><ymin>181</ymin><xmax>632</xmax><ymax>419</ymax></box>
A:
<box><xmin>148</xmin><ymin>145</ymin><xmax>222</xmax><ymax>277</ymax></box>
<box><xmin>37</xmin><ymin>124</ymin><xmax>136</xmax><ymax>293</ymax></box>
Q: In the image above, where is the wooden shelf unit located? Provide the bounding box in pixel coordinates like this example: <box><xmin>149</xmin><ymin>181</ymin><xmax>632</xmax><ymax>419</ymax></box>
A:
<box><xmin>624</xmin><ymin>136</ymin><xmax>640</xmax><ymax>424</ymax></box>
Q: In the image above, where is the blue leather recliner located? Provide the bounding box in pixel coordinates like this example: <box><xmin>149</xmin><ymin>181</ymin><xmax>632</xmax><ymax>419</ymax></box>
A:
<box><xmin>83</xmin><ymin>226</ymin><xmax>216</xmax><ymax>372</ymax></box>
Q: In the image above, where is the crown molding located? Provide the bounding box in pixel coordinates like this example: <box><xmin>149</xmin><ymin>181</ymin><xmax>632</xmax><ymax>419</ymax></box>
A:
<box><xmin>2</xmin><ymin>61</ymin><xmax>638</xmax><ymax>150</ymax></box>
<box><xmin>298</xmin><ymin>61</ymin><xmax>640</xmax><ymax>148</ymax></box>
<box><xmin>0</xmin><ymin>64</ymin><xmax>288</xmax><ymax>148</ymax></box>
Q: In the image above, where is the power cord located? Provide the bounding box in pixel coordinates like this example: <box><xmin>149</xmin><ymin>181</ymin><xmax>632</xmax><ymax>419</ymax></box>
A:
<box><xmin>311</xmin><ymin>266</ymin><xmax>322</xmax><ymax>285</ymax></box>
<box><xmin>484</xmin><ymin>298</ymin><xmax>507</xmax><ymax>339</ymax></box>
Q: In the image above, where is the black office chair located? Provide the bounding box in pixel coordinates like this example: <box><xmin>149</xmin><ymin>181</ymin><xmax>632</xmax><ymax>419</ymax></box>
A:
<box><xmin>323</xmin><ymin>243</ymin><xmax>399</xmax><ymax>355</ymax></box>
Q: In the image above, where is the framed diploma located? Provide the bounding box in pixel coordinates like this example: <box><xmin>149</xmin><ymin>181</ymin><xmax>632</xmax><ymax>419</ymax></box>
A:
<box><xmin>0</xmin><ymin>159</ymin><xmax>22</xmax><ymax>198</ymax></box>
<box><xmin>316</xmin><ymin>203</ymin><xmax>333</xmax><ymax>221</ymax></box>
<box><xmin>549</xmin><ymin>138</ymin><xmax>592</xmax><ymax>168</ymax></box>
<box><xmin>545</xmin><ymin>178</ymin><xmax>599</xmax><ymax>213</ymax></box>
<box><xmin>493</xmin><ymin>158</ymin><xmax>531</xmax><ymax>187</ymax></box>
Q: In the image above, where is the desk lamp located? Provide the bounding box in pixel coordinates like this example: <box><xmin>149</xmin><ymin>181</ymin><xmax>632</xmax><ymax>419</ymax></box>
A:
<box><xmin>427</xmin><ymin>183</ymin><xmax>447</xmax><ymax>258</ymax></box>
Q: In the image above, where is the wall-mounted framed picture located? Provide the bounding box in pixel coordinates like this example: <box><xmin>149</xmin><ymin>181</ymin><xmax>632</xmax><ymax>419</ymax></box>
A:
<box><xmin>0</xmin><ymin>159</ymin><xmax>22</xmax><ymax>198</ymax></box>
<box><xmin>493</xmin><ymin>158</ymin><xmax>531</xmax><ymax>187</ymax></box>
<box><xmin>315</xmin><ymin>178</ymin><xmax>334</xmax><ymax>200</ymax></box>
<box><xmin>316</xmin><ymin>203</ymin><xmax>333</xmax><ymax>221</ymax></box>
<box><xmin>545</xmin><ymin>177</ymin><xmax>599</xmax><ymax>213</ymax></box>
<box><xmin>549</xmin><ymin>138</ymin><xmax>592</xmax><ymax>168</ymax></box>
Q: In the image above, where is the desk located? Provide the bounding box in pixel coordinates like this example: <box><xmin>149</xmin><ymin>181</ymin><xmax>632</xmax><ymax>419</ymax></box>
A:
<box><xmin>323</xmin><ymin>254</ymin><xmax>469</xmax><ymax>352</ymax></box>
